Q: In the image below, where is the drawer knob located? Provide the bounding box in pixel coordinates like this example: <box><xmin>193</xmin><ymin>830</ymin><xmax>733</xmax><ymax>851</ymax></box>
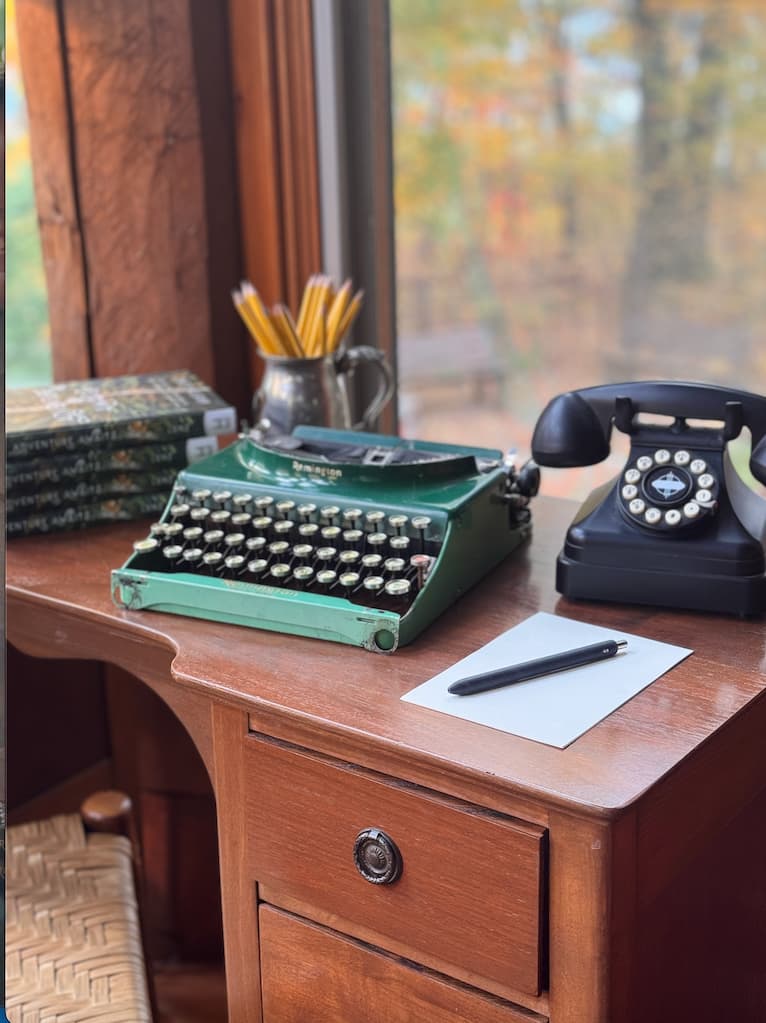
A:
<box><xmin>353</xmin><ymin>828</ymin><xmax>402</xmax><ymax>885</ymax></box>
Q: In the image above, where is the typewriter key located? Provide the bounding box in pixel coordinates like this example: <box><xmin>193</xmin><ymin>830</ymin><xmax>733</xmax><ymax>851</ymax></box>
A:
<box><xmin>339</xmin><ymin>549</ymin><xmax>361</xmax><ymax>566</ymax></box>
<box><xmin>411</xmin><ymin>515</ymin><xmax>432</xmax><ymax>551</ymax></box>
<box><xmin>321</xmin><ymin>525</ymin><xmax>342</xmax><ymax>542</ymax></box>
<box><xmin>164</xmin><ymin>522</ymin><xmax>184</xmax><ymax>539</ymax></box>
<box><xmin>173</xmin><ymin>483</ymin><xmax>189</xmax><ymax>497</ymax></box>
<box><xmin>203</xmin><ymin>529</ymin><xmax>225</xmax><ymax>547</ymax></box>
<box><xmin>320</xmin><ymin>505</ymin><xmax>341</xmax><ymax>524</ymax></box>
<box><xmin>384</xmin><ymin>557</ymin><xmax>406</xmax><ymax>575</ymax></box>
<box><xmin>368</xmin><ymin>532</ymin><xmax>388</xmax><ymax>550</ymax></box>
<box><xmin>192</xmin><ymin>489</ymin><xmax>212</xmax><ymax>505</ymax></box>
<box><xmin>190</xmin><ymin>506</ymin><xmax>211</xmax><ymax>523</ymax></box>
<box><xmin>183</xmin><ymin>526</ymin><xmax>204</xmax><ymax>544</ymax></box>
<box><xmin>213</xmin><ymin>490</ymin><xmax>232</xmax><ymax>507</ymax></box>
<box><xmin>409</xmin><ymin>553</ymin><xmax>433</xmax><ymax>590</ymax></box>
<box><xmin>342</xmin><ymin>529</ymin><xmax>364</xmax><ymax>548</ymax></box>
<box><xmin>210</xmin><ymin>509</ymin><xmax>232</xmax><ymax>527</ymax></box>
<box><xmin>254</xmin><ymin>495</ymin><xmax>275</xmax><ymax>511</ymax></box>
<box><xmin>316</xmin><ymin>569</ymin><xmax>338</xmax><ymax>588</ymax></box>
<box><xmin>225</xmin><ymin>554</ymin><xmax>247</xmax><ymax>573</ymax></box>
<box><xmin>343</xmin><ymin>508</ymin><xmax>363</xmax><ymax>526</ymax></box>
<box><xmin>365</xmin><ymin>510</ymin><xmax>386</xmax><ymax>529</ymax></box>
<box><xmin>361</xmin><ymin>553</ymin><xmax>383</xmax><ymax>570</ymax></box>
<box><xmin>232</xmin><ymin>493</ymin><xmax>252</xmax><ymax>510</ymax></box>
<box><xmin>384</xmin><ymin>578</ymin><xmax>411</xmax><ymax>599</ymax></box>
<box><xmin>268</xmin><ymin>540</ymin><xmax>290</xmax><ymax>558</ymax></box>
<box><xmin>252</xmin><ymin>515</ymin><xmax>273</xmax><ymax>534</ymax></box>
<box><xmin>297</xmin><ymin>503</ymin><xmax>317</xmax><ymax>521</ymax></box>
<box><xmin>388</xmin><ymin>514</ymin><xmax>408</xmax><ymax>534</ymax></box>
<box><xmin>246</xmin><ymin>536</ymin><xmax>267</xmax><ymax>553</ymax></box>
<box><xmin>163</xmin><ymin>544</ymin><xmax>184</xmax><ymax>565</ymax></box>
<box><xmin>182</xmin><ymin>547</ymin><xmax>203</xmax><ymax>565</ymax></box>
<box><xmin>363</xmin><ymin>575</ymin><xmax>384</xmax><ymax>593</ymax></box>
<box><xmin>273</xmin><ymin>520</ymin><xmax>296</xmax><ymax>536</ymax></box>
<box><xmin>149</xmin><ymin>522</ymin><xmax>165</xmax><ymax>536</ymax></box>
<box><xmin>246</xmin><ymin>558</ymin><xmax>269</xmax><ymax>577</ymax></box>
<box><xmin>270</xmin><ymin>563</ymin><xmax>292</xmax><ymax>582</ymax></box>
<box><xmin>202</xmin><ymin>551</ymin><xmax>224</xmax><ymax>572</ymax></box>
<box><xmin>276</xmin><ymin>499</ymin><xmax>296</xmax><ymax>518</ymax></box>
<box><xmin>316</xmin><ymin>546</ymin><xmax>337</xmax><ymax>563</ymax></box>
<box><xmin>292</xmin><ymin>543</ymin><xmax>314</xmax><ymax>561</ymax></box>
<box><xmin>390</xmin><ymin>535</ymin><xmax>411</xmax><ymax>553</ymax></box>
<box><xmin>298</xmin><ymin>522</ymin><xmax>320</xmax><ymax>539</ymax></box>
<box><xmin>292</xmin><ymin>565</ymin><xmax>314</xmax><ymax>586</ymax></box>
<box><xmin>231</xmin><ymin>512</ymin><xmax>252</xmax><ymax>530</ymax></box>
<box><xmin>169</xmin><ymin>503</ymin><xmax>190</xmax><ymax>521</ymax></box>
<box><xmin>133</xmin><ymin>538</ymin><xmax>159</xmax><ymax>554</ymax></box>
<box><xmin>339</xmin><ymin>571</ymin><xmax>360</xmax><ymax>590</ymax></box>
<box><xmin>223</xmin><ymin>532</ymin><xmax>246</xmax><ymax>549</ymax></box>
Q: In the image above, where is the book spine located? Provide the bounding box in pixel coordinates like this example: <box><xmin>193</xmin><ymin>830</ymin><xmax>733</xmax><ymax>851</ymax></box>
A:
<box><xmin>6</xmin><ymin>493</ymin><xmax>169</xmax><ymax>538</ymax></box>
<box><xmin>7</xmin><ymin>406</ymin><xmax>238</xmax><ymax>461</ymax></box>
<box><xmin>7</xmin><ymin>468</ymin><xmax>180</xmax><ymax>517</ymax></box>
<box><xmin>6</xmin><ymin>434</ymin><xmax>232</xmax><ymax>490</ymax></box>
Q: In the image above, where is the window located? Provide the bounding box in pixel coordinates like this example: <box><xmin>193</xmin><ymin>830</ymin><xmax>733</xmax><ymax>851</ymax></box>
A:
<box><xmin>391</xmin><ymin>1</ymin><xmax>766</xmax><ymax>497</ymax></box>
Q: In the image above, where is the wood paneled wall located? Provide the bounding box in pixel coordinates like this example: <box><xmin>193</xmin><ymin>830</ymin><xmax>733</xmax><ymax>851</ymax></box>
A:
<box><xmin>16</xmin><ymin>0</ymin><xmax>251</xmax><ymax>414</ymax></box>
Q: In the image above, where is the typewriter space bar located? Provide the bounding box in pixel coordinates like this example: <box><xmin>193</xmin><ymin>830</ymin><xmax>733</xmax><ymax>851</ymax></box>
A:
<box><xmin>111</xmin><ymin>570</ymin><xmax>401</xmax><ymax>653</ymax></box>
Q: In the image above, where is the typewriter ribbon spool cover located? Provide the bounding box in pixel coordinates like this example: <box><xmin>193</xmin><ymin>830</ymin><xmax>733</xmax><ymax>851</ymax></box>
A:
<box><xmin>112</xmin><ymin>426</ymin><xmax>537</xmax><ymax>652</ymax></box>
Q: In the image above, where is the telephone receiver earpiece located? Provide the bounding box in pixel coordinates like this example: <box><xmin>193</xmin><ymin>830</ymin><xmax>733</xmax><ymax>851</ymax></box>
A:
<box><xmin>532</xmin><ymin>381</ymin><xmax>766</xmax><ymax>478</ymax></box>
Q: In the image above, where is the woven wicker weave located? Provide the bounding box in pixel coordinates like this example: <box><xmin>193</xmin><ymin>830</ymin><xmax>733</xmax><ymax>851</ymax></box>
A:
<box><xmin>5</xmin><ymin>813</ymin><xmax>152</xmax><ymax>1023</ymax></box>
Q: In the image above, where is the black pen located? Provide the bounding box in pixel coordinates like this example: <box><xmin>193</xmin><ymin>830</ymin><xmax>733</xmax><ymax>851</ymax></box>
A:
<box><xmin>447</xmin><ymin>639</ymin><xmax>628</xmax><ymax>696</ymax></box>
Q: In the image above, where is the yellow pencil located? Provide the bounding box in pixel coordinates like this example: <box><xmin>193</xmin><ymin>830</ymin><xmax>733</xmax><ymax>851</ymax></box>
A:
<box><xmin>334</xmin><ymin>289</ymin><xmax>364</xmax><ymax>344</ymax></box>
<box><xmin>242</xmin><ymin>282</ymin><xmax>289</xmax><ymax>356</ymax></box>
<box><xmin>272</xmin><ymin>304</ymin><xmax>305</xmax><ymax>357</ymax></box>
<box><xmin>326</xmin><ymin>279</ymin><xmax>352</xmax><ymax>350</ymax></box>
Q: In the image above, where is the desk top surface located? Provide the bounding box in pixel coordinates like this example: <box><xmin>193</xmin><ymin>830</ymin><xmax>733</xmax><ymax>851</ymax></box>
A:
<box><xmin>7</xmin><ymin>497</ymin><xmax>766</xmax><ymax>815</ymax></box>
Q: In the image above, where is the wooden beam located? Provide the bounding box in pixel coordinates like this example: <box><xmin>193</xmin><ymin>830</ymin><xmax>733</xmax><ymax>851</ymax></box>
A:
<box><xmin>16</xmin><ymin>0</ymin><xmax>251</xmax><ymax>416</ymax></box>
<box><xmin>228</xmin><ymin>0</ymin><xmax>322</xmax><ymax>387</ymax></box>
<box><xmin>15</xmin><ymin>0</ymin><xmax>92</xmax><ymax>381</ymax></box>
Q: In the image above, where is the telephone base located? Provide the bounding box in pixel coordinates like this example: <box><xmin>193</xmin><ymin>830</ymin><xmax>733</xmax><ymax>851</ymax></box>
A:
<box><xmin>556</xmin><ymin>554</ymin><xmax>766</xmax><ymax>617</ymax></box>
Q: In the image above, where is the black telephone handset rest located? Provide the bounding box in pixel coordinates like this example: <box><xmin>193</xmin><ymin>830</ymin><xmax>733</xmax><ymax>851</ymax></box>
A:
<box><xmin>531</xmin><ymin>381</ymin><xmax>766</xmax><ymax>486</ymax></box>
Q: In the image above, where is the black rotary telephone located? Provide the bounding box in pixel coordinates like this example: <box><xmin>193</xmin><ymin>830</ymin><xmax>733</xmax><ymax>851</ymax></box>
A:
<box><xmin>531</xmin><ymin>381</ymin><xmax>766</xmax><ymax>616</ymax></box>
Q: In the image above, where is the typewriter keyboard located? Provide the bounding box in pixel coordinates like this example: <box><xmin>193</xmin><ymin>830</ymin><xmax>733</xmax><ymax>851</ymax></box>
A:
<box><xmin>128</xmin><ymin>485</ymin><xmax>441</xmax><ymax>615</ymax></box>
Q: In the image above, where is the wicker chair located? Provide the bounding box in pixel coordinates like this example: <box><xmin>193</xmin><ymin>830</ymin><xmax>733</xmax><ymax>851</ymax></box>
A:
<box><xmin>5</xmin><ymin>792</ymin><xmax>153</xmax><ymax>1023</ymax></box>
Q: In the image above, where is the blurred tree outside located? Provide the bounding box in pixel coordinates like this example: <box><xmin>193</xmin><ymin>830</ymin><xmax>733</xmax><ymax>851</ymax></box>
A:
<box><xmin>391</xmin><ymin>0</ymin><xmax>766</xmax><ymax>497</ymax></box>
<box><xmin>5</xmin><ymin>0</ymin><xmax>54</xmax><ymax>390</ymax></box>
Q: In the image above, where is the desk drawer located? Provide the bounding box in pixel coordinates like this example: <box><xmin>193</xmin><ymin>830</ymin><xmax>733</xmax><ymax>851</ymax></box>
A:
<box><xmin>260</xmin><ymin>906</ymin><xmax>546</xmax><ymax>1023</ymax></box>
<box><xmin>245</xmin><ymin>736</ymin><xmax>546</xmax><ymax>995</ymax></box>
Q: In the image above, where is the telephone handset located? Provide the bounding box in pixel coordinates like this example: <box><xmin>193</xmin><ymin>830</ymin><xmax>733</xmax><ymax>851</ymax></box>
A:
<box><xmin>531</xmin><ymin>381</ymin><xmax>766</xmax><ymax>615</ymax></box>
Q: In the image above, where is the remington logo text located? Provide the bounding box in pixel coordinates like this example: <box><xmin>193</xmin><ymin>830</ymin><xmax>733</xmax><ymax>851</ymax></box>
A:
<box><xmin>292</xmin><ymin>460</ymin><xmax>343</xmax><ymax>479</ymax></box>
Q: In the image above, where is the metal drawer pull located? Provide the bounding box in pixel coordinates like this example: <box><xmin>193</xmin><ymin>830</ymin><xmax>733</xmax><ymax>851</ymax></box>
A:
<box><xmin>353</xmin><ymin>828</ymin><xmax>402</xmax><ymax>885</ymax></box>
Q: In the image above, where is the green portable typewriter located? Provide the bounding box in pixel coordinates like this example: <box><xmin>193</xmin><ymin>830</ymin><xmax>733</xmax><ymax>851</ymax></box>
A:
<box><xmin>112</xmin><ymin>425</ymin><xmax>538</xmax><ymax>652</ymax></box>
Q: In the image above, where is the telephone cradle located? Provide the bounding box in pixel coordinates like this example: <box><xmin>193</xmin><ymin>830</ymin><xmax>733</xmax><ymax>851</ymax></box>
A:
<box><xmin>112</xmin><ymin>425</ymin><xmax>538</xmax><ymax>652</ymax></box>
<box><xmin>531</xmin><ymin>381</ymin><xmax>766</xmax><ymax>616</ymax></box>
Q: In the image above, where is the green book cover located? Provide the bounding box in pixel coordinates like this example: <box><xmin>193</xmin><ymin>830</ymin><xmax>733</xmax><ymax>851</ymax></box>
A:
<box><xmin>6</xmin><ymin>435</ymin><xmax>227</xmax><ymax>492</ymax></box>
<box><xmin>6</xmin><ymin>468</ymin><xmax>180</xmax><ymax>517</ymax></box>
<box><xmin>6</xmin><ymin>370</ymin><xmax>237</xmax><ymax>461</ymax></box>
<box><xmin>6</xmin><ymin>492</ymin><xmax>170</xmax><ymax>538</ymax></box>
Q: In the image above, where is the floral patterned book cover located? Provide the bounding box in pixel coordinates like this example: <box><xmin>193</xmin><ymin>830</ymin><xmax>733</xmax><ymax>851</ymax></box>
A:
<box><xmin>6</xmin><ymin>435</ymin><xmax>228</xmax><ymax>491</ymax></box>
<box><xmin>6</xmin><ymin>370</ymin><xmax>237</xmax><ymax>460</ymax></box>
<box><xmin>6</xmin><ymin>493</ymin><xmax>170</xmax><ymax>538</ymax></box>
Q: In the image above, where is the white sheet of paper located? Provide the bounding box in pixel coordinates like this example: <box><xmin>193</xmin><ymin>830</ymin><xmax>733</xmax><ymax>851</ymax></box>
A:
<box><xmin>402</xmin><ymin>612</ymin><xmax>692</xmax><ymax>748</ymax></box>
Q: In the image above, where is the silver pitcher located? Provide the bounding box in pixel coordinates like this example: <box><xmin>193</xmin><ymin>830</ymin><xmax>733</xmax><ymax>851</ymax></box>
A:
<box><xmin>251</xmin><ymin>347</ymin><xmax>394</xmax><ymax>434</ymax></box>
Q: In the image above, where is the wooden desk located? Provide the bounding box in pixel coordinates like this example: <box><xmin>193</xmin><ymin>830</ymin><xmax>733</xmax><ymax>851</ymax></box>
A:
<box><xmin>7</xmin><ymin>498</ymin><xmax>766</xmax><ymax>1022</ymax></box>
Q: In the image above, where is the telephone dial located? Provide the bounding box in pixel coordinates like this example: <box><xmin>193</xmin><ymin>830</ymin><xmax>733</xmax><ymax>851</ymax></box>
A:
<box><xmin>531</xmin><ymin>381</ymin><xmax>766</xmax><ymax>616</ymax></box>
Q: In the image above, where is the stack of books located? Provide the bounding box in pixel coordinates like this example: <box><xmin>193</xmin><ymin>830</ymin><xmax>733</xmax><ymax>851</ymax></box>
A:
<box><xmin>6</xmin><ymin>370</ymin><xmax>238</xmax><ymax>537</ymax></box>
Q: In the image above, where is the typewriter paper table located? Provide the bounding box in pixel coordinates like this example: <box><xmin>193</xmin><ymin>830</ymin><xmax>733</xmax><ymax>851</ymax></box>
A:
<box><xmin>7</xmin><ymin>497</ymin><xmax>766</xmax><ymax>1023</ymax></box>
